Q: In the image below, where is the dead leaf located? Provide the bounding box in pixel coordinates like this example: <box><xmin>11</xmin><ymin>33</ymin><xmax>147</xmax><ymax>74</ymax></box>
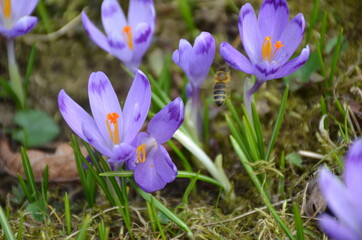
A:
<box><xmin>0</xmin><ymin>138</ymin><xmax>87</xmax><ymax>182</ymax></box>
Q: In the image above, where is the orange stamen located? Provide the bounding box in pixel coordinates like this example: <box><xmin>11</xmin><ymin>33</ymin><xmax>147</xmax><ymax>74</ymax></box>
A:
<box><xmin>136</xmin><ymin>144</ymin><xmax>146</xmax><ymax>163</ymax></box>
<box><xmin>262</xmin><ymin>36</ymin><xmax>272</xmax><ymax>62</ymax></box>
<box><xmin>106</xmin><ymin>112</ymin><xmax>120</xmax><ymax>144</ymax></box>
<box><xmin>273</xmin><ymin>40</ymin><xmax>284</xmax><ymax>57</ymax></box>
<box><xmin>1</xmin><ymin>0</ymin><xmax>11</xmax><ymax>19</ymax></box>
<box><xmin>122</xmin><ymin>25</ymin><xmax>134</xmax><ymax>51</ymax></box>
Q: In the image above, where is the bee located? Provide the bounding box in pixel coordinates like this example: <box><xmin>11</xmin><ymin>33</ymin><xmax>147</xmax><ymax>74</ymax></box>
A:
<box><xmin>213</xmin><ymin>66</ymin><xmax>230</xmax><ymax>107</ymax></box>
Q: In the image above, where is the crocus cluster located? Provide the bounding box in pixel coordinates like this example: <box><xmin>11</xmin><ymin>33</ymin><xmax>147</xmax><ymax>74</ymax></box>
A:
<box><xmin>82</xmin><ymin>0</ymin><xmax>155</xmax><ymax>71</ymax></box>
<box><xmin>0</xmin><ymin>0</ymin><xmax>39</xmax><ymax>38</ymax></box>
<box><xmin>220</xmin><ymin>0</ymin><xmax>310</xmax><ymax>99</ymax></box>
<box><xmin>318</xmin><ymin>139</ymin><xmax>362</xmax><ymax>240</ymax></box>
<box><xmin>58</xmin><ymin>70</ymin><xmax>184</xmax><ymax>193</ymax></box>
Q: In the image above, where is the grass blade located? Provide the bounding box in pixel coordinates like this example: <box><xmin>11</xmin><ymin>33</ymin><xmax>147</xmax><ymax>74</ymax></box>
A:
<box><xmin>41</xmin><ymin>164</ymin><xmax>48</xmax><ymax>202</ymax></box>
<box><xmin>327</xmin><ymin>28</ymin><xmax>343</xmax><ymax>96</ymax></box>
<box><xmin>64</xmin><ymin>192</ymin><xmax>71</xmax><ymax>235</ymax></box>
<box><xmin>21</xmin><ymin>147</ymin><xmax>38</xmax><ymax>201</ymax></box>
<box><xmin>25</xmin><ymin>43</ymin><xmax>37</xmax><ymax>93</ymax></box>
<box><xmin>293</xmin><ymin>202</ymin><xmax>305</xmax><ymax>240</ymax></box>
<box><xmin>75</xmin><ymin>215</ymin><xmax>91</xmax><ymax>240</ymax></box>
<box><xmin>130</xmin><ymin>180</ymin><xmax>194</xmax><ymax>239</ymax></box>
<box><xmin>150</xmin><ymin>198</ymin><xmax>166</xmax><ymax>240</ymax></box>
<box><xmin>0</xmin><ymin>205</ymin><xmax>15</xmax><ymax>240</ymax></box>
<box><xmin>231</xmin><ymin>136</ymin><xmax>295</xmax><ymax>239</ymax></box>
<box><xmin>265</xmin><ymin>85</ymin><xmax>289</xmax><ymax>162</ymax></box>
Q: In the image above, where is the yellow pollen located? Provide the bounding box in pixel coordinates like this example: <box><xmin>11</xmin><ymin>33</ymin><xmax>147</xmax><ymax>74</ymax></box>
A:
<box><xmin>106</xmin><ymin>112</ymin><xmax>120</xmax><ymax>145</ymax></box>
<box><xmin>261</xmin><ymin>36</ymin><xmax>284</xmax><ymax>62</ymax></box>
<box><xmin>122</xmin><ymin>25</ymin><xmax>134</xmax><ymax>51</ymax></box>
<box><xmin>136</xmin><ymin>144</ymin><xmax>146</xmax><ymax>163</ymax></box>
<box><xmin>1</xmin><ymin>0</ymin><xmax>11</xmax><ymax>19</ymax></box>
<box><xmin>273</xmin><ymin>41</ymin><xmax>284</xmax><ymax>57</ymax></box>
<box><xmin>262</xmin><ymin>36</ymin><xmax>272</xmax><ymax>62</ymax></box>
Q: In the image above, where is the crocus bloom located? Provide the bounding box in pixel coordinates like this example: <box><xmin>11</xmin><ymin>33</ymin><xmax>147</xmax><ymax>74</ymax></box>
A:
<box><xmin>220</xmin><ymin>0</ymin><xmax>310</xmax><ymax>97</ymax></box>
<box><xmin>172</xmin><ymin>31</ymin><xmax>215</xmax><ymax>97</ymax></box>
<box><xmin>318</xmin><ymin>139</ymin><xmax>362</xmax><ymax>240</ymax></box>
<box><xmin>82</xmin><ymin>0</ymin><xmax>155</xmax><ymax>71</ymax></box>
<box><xmin>127</xmin><ymin>97</ymin><xmax>184</xmax><ymax>193</ymax></box>
<box><xmin>58</xmin><ymin>69</ymin><xmax>151</xmax><ymax>163</ymax></box>
<box><xmin>0</xmin><ymin>0</ymin><xmax>39</xmax><ymax>38</ymax></box>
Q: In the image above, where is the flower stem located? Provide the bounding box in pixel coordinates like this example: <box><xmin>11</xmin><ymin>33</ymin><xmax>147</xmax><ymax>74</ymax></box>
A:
<box><xmin>7</xmin><ymin>38</ymin><xmax>25</xmax><ymax>109</ymax></box>
<box><xmin>173</xmin><ymin>129</ymin><xmax>234</xmax><ymax>197</ymax></box>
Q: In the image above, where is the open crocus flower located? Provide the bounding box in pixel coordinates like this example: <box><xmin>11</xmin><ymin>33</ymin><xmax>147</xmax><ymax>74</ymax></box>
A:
<box><xmin>82</xmin><ymin>0</ymin><xmax>155</xmax><ymax>71</ymax></box>
<box><xmin>0</xmin><ymin>0</ymin><xmax>39</xmax><ymax>38</ymax></box>
<box><xmin>220</xmin><ymin>0</ymin><xmax>310</xmax><ymax>97</ymax></box>
<box><xmin>58</xmin><ymin>69</ymin><xmax>151</xmax><ymax>164</ymax></box>
<box><xmin>172</xmin><ymin>31</ymin><xmax>215</xmax><ymax>96</ymax></box>
<box><xmin>127</xmin><ymin>97</ymin><xmax>184</xmax><ymax>193</ymax></box>
<box><xmin>318</xmin><ymin>139</ymin><xmax>362</xmax><ymax>240</ymax></box>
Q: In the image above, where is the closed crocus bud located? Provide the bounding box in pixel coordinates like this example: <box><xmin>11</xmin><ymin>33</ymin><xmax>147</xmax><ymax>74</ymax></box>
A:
<box><xmin>172</xmin><ymin>32</ymin><xmax>215</xmax><ymax>90</ymax></box>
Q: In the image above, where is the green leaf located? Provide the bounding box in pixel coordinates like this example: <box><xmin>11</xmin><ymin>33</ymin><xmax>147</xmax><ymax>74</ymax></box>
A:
<box><xmin>26</xmin><ymin>199</ymin><xmax>47</xmax><ymax>221</ymax></box>
<box><xmin>12</xmin><ymin>110</ymin><xmax>59</xmax><ymax>146</ymax></box>
<box><xmin>284</xmin><ymin>52</ymin><xmax>320</xmax><ymax>84</ymax></box>
<box><xmin>286</xmin><ymin>152</ymin><xmax>303</xmax><ymax>168</ymax></box>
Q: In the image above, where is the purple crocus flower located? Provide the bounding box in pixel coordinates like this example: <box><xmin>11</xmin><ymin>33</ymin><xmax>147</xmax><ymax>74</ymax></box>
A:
<box><xmin>172</xmin><ymin>31</ymin><xmax>215</xmax><ymax>98</ymax></box>
<box><xmin>318</xmin><ymin>139</ymin><xmax>362</xmax><ymax>240</ymax></box>
<box><xmin>0</xmin><ymin>0</ymin><xmax>39</xmax><ymax>38</ymax></box>
<box><xmin>81</xmin><ymin>0</ymin><xmax>155</xmax><ymax>71</ymax></box>
<box><xmin>220</xmin><ymin>0</ymin><xmax>310</xmax><ymax>98</ymax></box>
<box><xmin>127</xmin><ymin>97</ymin><xmax>184</xmax><ymax>193</ymax></box>
<box><xmin>58</xmin><ymin>69</ymin><xmax>151</xmax><ymax>163</ymax></box>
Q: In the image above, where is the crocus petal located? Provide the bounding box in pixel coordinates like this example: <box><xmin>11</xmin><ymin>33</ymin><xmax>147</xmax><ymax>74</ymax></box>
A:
<box><xmin>101</xmin><ymin>0</ymin><xmax>127</xmax><ymax>35</ymax></box>
<box><xmin>82</xmin><ymin>123</ymin><xmax>112</xmax><ymax>157</ymax></box>
<box><xmin>134</xmin><ymin>151</ymin><xmax>167</xmax><ymax>193</ymax></box>
<box><xmin>126</xmin><ymin>132</ymin><xmax>149</xmax><ymax>170</ymax></box>
<box><xmin>17</xmin><ymin>0</ymin><xmax>39</xmax><ymax>18</ymax></box>
<box><xmin>0</xmin><ymin>16</ymin><xmax>37</xmax><ymax>38</ymax></box>
<box><xmin>238</xmin><ymin>3</ymin><xmax>261</xmax><ymax>63</ymax></box>
<box><xmin>122</xmin><ymin>69</ymin><xmax>151</xmax><ymax>143</ymax></box>
<box><xmin>154</xmin><ymin>144</ymin><xmax>177</xmax><ymax>183</ymax></box>
<box><xmin>318</xmin><ymin>167</ymin><xmax>361</xmax><ymax>233</ymax></box>
<box><xmin>258</xmin><ymin>0</ymin><xmax>289</xmax><ymax>40</ymax></box>
<box><xmin>128</xmin><ymin>0</ymin><xmax>155</xmax><ymax>30</ymax></box>
<box><xmin>81</xmin><ymin>11</ymin><xmax>110</xmax><ymax>52</ymax></box>
<box><xmin>273</xmin><ymin>45</ymin><xmax>310</xmax><ymax>79</ymax></box>
<box><xmin>88</xmin><ymin>72</ymin><xmax>123</xmax><ymax>147</ymax></box>
<box><xmin>108</xmin><ymin>143</ymin><xmax>136</xmax><ymax>163</ymax></box>
<box><xmin>254</xmin><ymin>60</ymin><xmax>280</xmax><ymax>81</ymax></box>
<box><xmin>188</xmin><ymin>32</ymin><xmax>215</xmax><ymax>88</ymax></box>
<box><xmin>172</xmin><ymin>39</ymin><xmax>193</xmax><ymax>77</ymax></box>
<box><xmin>107</xmin><ymin>30</ymin><xmax>133</xmax><ymax>62</ymax></box>
<box><xmin>319</xmin><ymin>214</ymin><xmax>360</xmax><ymax>240</ymax></box>
<box><xmin>219</xmin><ymin>42</ymin><xmax>254</xmax><ymax>74</ymax></box>
<box><xmin>345</xmin><ymin>139</ymin><xmax>362</xmax><ymax>205</ymax></box>
<box><xmin>58</xmin><ymin>90</ymin><xmax>101</xmax><ymax>145</ymax></box>
<box><xmin>275</xmin><ymin>13</ymin><xmax>305</xmax><ymax>65</ymax></box>
<box><xmin>131</xmin><ymin>23</ymin><xmax>153</xmax><ymax>69</ymax></box>
<box><xmin>148</xmin><ymin>97</ymin><xmax>184</xmax><ymax>143</ymax></box>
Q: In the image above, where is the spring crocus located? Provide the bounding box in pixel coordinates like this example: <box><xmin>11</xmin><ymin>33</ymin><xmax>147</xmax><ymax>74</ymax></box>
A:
<box><xmin>0</xmin><ymin>0</ymin><xmax>39</xmax><ymax>38</ymax></box>
<box><xmin>82</xmin><ymin>0</ymin><xmax>155</xmax><ymax>71</ymax></box>
<box><xmin>58</xmin><ymin>69</ymin><xmax>151</xmax><ymax>163</ymax></box>
<box><xmin>127</xmin><ymin>97</ymin><xmax>184</xmax><ymax>193</ymax></box>
<box><xmin>173</xmin><ymin>31</ymin><xmax>215</xmax><ymax>99</ymax></box>
<box><xmin>318</xmin><ymin>139</ymin><xmax>362</xmax><ymax>240</ymax></box>
<box><xmin>220</xmin><ymin>0</ymin><xmax>310</xmax><ymax>99</ymax></box>
<box><xmin>172</xmin><ymin>32</ymin><xmax>215</xmax><ymax>141</ymax></box>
